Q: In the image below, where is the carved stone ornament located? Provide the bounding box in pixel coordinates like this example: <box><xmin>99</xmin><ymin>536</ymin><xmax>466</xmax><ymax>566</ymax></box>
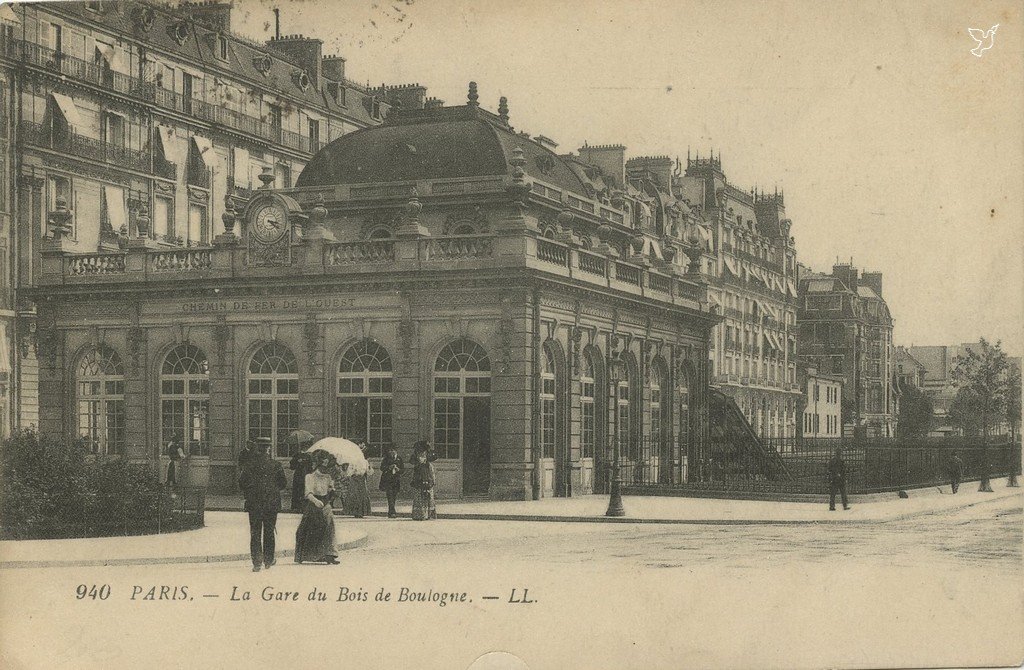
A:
<box><xmin>302</xmin><ymin>314</ymin><xmax>320</xmax><ymax>370</ymax></box>
<box><xmin>133</xmin><ymin>5</ymin><xmax>155</xmax><ymax>31</ymax></box>
<box><xmin>570</xmin><ymin>326</ymin><xmax>583</xmax><ymax>377</ymax></box>
<box><xmin>253</xmin><ymin>55</ymin><xmax>273</xmax><ymax>75</ymax></box>
<box><xmin>212</xmin><ymin>318</ymin><xmax>231</xmax><ymax>367</ymax></box>
<box><xmin>443</xmin><ymin>206</ymin><xmax>489</xmax><ymax>235</ymax></box>
<box><xmin>126</xmin><ymin>325</ymin><xmax>146</xmax><ymax>372</ymax></box>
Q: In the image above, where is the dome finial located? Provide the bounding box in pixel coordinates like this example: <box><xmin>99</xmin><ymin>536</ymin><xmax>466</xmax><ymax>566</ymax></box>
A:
<box><xmin>498</xmin><ymin>96</ymin><xmax>509</xmax><ymax>124</ymax></box>
<box><xmin>467</xmin><ymin>81</ymin><xmax>479</xmax><ymax>107</ymax></box>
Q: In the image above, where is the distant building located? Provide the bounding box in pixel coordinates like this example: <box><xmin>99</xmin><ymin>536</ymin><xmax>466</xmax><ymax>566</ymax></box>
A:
<box><xmin>672</xmin><ymin>152</ymin><xmax>800</xmax><ymax>440</ymax></box>
<box><xmin>797</xmin><ymin>263</ymin><xmax>897</xmax><ymax>437</ymax></box>
<box><xmin>907</xmin><ymin>343</ymin><xmax>1020</xmax><ymax>437</ymax></box>
<box><xmin>0</xmin><ymin>1</ymin><xmax>417</xmax><ymax>434</ymax></box>
<box><xmin>796</xmin><ymin>362</ymin><xmax>843</xmax><ymax>439</ymax></box>
<box><xmin>894</xmin><ymin>345</ymin><xmax>926</xmax><ymax>389</ymax></box>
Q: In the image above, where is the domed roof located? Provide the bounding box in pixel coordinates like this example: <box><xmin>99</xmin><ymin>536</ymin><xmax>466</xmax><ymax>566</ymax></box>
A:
<box><xmin>295</xmin><ymin>106</ymin><xmax>589</xmax><ymax>196</ymax></box>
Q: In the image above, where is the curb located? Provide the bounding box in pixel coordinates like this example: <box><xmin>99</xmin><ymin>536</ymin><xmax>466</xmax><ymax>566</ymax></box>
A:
<box><xmin>0</xmin><ymin>532</ymin><xmax>369</xmax><ymax>570</ymax></box>
<box><xmin>366</xmin><ymin>487</ymin><xmax>1021</xmax><ymax>526</ymax></box>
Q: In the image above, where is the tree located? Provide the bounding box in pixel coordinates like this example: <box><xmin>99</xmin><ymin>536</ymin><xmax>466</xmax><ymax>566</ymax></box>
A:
<box><xmin>950</xmin><ymin>339</ymin><xmax>1010</xmax><ymax>440</ymax></box>
<box><xmin>948</xmin><ymin>387</ymin><xmax>982</xmax><ymax>437</ymax></box>
<box><xmin>897</xmin><ymin>384</ymin><xmax>934</xmax><ymax>437</ymax></box>
<box><xmin>1006</xmin><ymin>365</ymin><xmax>1021</xmax><ymax>441</ymax></box>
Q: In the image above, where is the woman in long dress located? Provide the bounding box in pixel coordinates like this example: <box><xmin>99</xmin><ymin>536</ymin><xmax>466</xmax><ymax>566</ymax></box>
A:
<box><xmin>344</xmin><ymin>440</ymin><xmax>374</xmax><ymax>518</ymax></box>
<box><xmin>294</xmin><ymin>452</ymin><xmax>339</xmax><ymax>565</ymax></box>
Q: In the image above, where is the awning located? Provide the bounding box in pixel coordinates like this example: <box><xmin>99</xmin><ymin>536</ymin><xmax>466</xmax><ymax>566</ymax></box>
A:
<box><xmin>787</xmin><ymin>279</ymin><xmax>799</xmax><ymax>298</ymax></box>
<box><xmin>0</xmin><ymin>4</ymin><xmax>21</xmax><ymax>26</ymax></box>
<box><xmin>94</xmin><ymin>41</ymin><xmax>123</xmax><ymax>70</ymax></box>
<box><xmin>103</xmin><ymin>185</ymin><xmax>127</xmax><ymax>232</ymax></box>
<box><xmin>723</xmin><ymin>256</ymin><xmax>739</xmax><ymax>276</ymax></box>
<box><xmin>708</xmin><ymin>291</ymin><xmax>722</xmax><ymax>307</ymax></box>
<box><xmin>191</xmin><ymin>136</ymin><xmax>218</xmax><ymax>169</ymax></box>
<box><xmin>50</xmin><ymin>92</ymin><xmax>82</xmax><ymax>128</ymax></box>
<box><xmin>155</xmin><ymin>125</ymin><xmax>185</xmax><ymax>164</ymax></box>
<box><xmin>232</xmin><ymin>146</ymin><xmax>250</xmax><ymax>188</ymax></box>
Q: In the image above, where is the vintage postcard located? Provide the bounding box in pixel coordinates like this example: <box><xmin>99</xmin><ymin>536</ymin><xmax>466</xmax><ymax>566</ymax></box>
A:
<box><xmin>0</xmin><ymin>0</ymin><xmax>1021</xmax><ymax>668</ymax></box>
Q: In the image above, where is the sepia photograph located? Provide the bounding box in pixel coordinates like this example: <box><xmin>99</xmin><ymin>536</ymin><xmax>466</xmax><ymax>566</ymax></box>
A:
<box><xmin>0</xmin><ymin>0</ymin><xmax>1020</xmax><ymax>668</ymax></box>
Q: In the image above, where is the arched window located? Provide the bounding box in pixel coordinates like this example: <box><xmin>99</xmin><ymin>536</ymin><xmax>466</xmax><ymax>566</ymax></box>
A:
<box><xmin>542</xmin><ymin>226</ymin><xmax>556</xmax><ymax>240</ymax></box>
<box><xmin>450</xmin><ymin>223</ymin><xmax>476</xmax><ymax>236</ymax></box>
<box><xmin>580</xmin><ymin>351</ymin><xmax>596</xmax><ymax>459</ymax></box>
<box><xmin>433</xmin><ymin>339</ymin><xmax>490</xmax><ymax>461</ymax></box>
<box><xmin>367</xmin><ymin>227</ymin><xmax>393</xmax><ymax>240</ymax></box>
<box><xmin>77</xmin><ymin>345</ymin><xmax>125</xmax><ymax>454</ymax></box>
<box><xmin>337</xmin><ymin>340</ymin><xmax>393</xmax><ymax>457</ymax></box>
<box><xmin>540</xmin><ymin>346</ymin><xmax>556</xmax><ymax>459</ymax></box>
<box><xmin>649</xmin><ymin>364</ymin><xmax>663</xmax><ymax>447</ymax></box>
<box><xmin>247</xmin><ymin>342</ymin><xmax>299</xmax><ymax>458</ymax></box>
<box><xmin>160</xmin><ymin>344</ymin><xmax>210</xmax><ymax>456</ymax></box>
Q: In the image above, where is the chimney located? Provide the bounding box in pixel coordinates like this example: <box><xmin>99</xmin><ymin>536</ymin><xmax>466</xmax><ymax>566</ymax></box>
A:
<box><xmin>626</xmin><ymin>156</ymin><xmax>673</xmax><ymax>191</ymax></box>
<box><xmin>322</xmin><ymin>55</ymin><xmax>346</xmax><ymax>81</ymax></box>
<box><xmin>577</xmin><ymin>144</ymin><xmax>626</xmax><ymax>188</ymax></box>
<box><xmin>424</xmin><ymin>97</ymin><xmax>445</xmax><ymax>109</ymax></box>
<box><xmin>831</xmin><ymin>263</ymin><xmax>859</xmax><ymax>292</ymax></box>
<box><xmin>183</xmin><ymin>2</ymin><xmax>233</xmax><ymax>32</ymax></box>
<box><xmin>861</xmin><ymin>271</ymin><xmax>883</xmax><ymax>297</ymax></box>
<box><xmin>371</xmin><ymin>83</ymin><xmax>428</xmax><ymax>111</ymax></box>
<box><xmin>266</xmin><ymin>35</ymin><xmax>323</xmax><ymax>87</ymax></box>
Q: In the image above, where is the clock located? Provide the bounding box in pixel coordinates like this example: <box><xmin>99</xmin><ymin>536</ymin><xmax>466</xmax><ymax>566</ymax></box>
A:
<box><xmin>251</xmin><ymin>202</ymin><xmax>288</xmax><ymax>244</ymax></box>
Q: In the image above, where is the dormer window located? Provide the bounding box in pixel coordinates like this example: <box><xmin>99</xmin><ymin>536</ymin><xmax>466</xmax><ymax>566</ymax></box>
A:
<box><xmin>217</xmin><ymin>35</ymin><xmax>229</xmax><ymax>61</ymax></box>
<box><xmin>294</xmin><ymin>70</ymin><xmax>310</xmax><ymax>91</ymax></box>
<box><xmin>370</xmin><ymin>96</ymin><xmax>381</xmax><ymax>120</ymax></box>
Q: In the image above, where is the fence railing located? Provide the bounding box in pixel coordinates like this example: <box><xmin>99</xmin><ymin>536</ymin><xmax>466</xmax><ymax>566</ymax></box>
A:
<box><xmin>617</xmin><ymin>437</ymin><xmax>1021</xmax><ymax>495</ymax></box>
<box><xmin>0</xmin><ymin>487</ymin><xmax>205</xmax><ymax>540</ymax></box>
<box><xmin>20</xmin><ymin>121</ymin><xmax>151</xmax><ymax>173</ymax></box>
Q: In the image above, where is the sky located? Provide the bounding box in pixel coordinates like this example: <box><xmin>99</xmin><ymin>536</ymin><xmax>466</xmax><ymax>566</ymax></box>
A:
<box><xmin>233</xmin><ymin>0</ymin><xmax>1023</xmax><ymax>354</ymax></box>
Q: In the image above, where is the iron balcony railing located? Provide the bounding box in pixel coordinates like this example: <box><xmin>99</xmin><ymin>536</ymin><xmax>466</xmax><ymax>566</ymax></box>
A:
<box><xmin>20</xmin><ymin>120</ymin><xmax>152</xmax><ymax>173</ymax></box>
<box><xmin>9</xmin><ymin>36</ymin><xmax>328</xmax><ymax>156</ymax></box>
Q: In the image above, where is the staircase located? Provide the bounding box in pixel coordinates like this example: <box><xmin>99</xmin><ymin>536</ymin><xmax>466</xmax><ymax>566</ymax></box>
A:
<box><xmin>707</xmin><ymin>389</ymin><xmax>792</xmax><ymax>481</ymax></box>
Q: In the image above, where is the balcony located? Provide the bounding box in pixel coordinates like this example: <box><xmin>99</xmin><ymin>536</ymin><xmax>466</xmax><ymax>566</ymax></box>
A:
<box><xmin>10</xmin><ymin>36</ymin><xmax>327</xmax><ymax>156</ymax></box>
<box><xmin>20</xmin><ymin>121</ymin><xmax>151</xmax><ymax>173</ymax></box>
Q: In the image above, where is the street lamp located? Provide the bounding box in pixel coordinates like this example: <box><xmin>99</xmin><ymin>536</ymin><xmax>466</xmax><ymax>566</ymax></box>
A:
<box><xmin>606</xmin><ymin>354</ymin><xmax>627</xmax><ymax>517</ymax></box>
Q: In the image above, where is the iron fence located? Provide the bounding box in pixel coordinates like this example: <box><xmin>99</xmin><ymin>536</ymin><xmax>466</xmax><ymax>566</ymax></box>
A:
<box><xmin>0</xmin><ymin>487</ymin><xmax>205</xmax><ymax>540</ymax></box>
<box><xmin>616</xmin><ymin>436</ymin><xmax>1020</xmax><ymax>496</ymax></box>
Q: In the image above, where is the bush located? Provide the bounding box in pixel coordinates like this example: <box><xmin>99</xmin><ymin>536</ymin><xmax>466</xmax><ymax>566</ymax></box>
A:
<box><xmin>0</xmin><ymin>430</ymin><xmax>198</xmax><ymax>540</ymax></box>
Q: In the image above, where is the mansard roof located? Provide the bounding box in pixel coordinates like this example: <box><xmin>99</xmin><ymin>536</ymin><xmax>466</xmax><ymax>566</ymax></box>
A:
<box><xmin>295</xmin><ymin>104</ymin><xmax>589</xmax><ymax>194</ymax></box>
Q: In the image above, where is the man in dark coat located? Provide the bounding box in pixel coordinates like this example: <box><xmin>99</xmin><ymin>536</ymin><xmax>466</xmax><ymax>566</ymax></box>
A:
<box><xmin>948</xmin><ymin>450</ymin><xmax>964</xmax><ymax>494</ymax></box>
<box><xmin>828</xmin><ymin>447</ymin><xmax>850</xmax><ymax>511</ymax></box>
<box><xmin>378</xmin><ymin>445</ymin><xmax>405</xmax><ymax>518</ymax></box>
<box><xmin>238</xmin><ymin>439</ymin><xmax>256</xmax><ymax>472</ymax></box>
<box><xmin>238</xmin><ymin>437</ymin><xmax>287</xmax><ymax>572</ymax></box>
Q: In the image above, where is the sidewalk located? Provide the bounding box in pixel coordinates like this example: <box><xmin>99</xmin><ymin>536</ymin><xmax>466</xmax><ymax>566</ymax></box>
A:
<box><xmin>0</xmin><ymin>512</ymin><xmax>367</xmax><ymax>569</ymax></box>
<box><xmin>209</xmin><ymin>480</ymin><xmax>1023</xmax><ymax>525</ymax></box>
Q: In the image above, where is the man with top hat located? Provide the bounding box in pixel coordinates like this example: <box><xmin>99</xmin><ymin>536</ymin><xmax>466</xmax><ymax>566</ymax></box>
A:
<box><xmin>238</xmin><ymin>437</ymin><xmax>287</xmax><ymax>572</ymax></box>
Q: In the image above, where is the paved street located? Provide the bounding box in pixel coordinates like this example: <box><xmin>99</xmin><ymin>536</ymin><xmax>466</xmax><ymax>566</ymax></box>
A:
<box><xmin>1</xmin><ymin>493</ymin><xmax>1020</xmax><ymax>670</ymax></box>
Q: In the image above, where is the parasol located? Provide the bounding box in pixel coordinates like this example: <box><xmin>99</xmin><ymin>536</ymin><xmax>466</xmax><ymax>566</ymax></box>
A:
<box><xmin>305</xmin><ymin>437</ymin><xmax>370</xmax><ymax>476</ymax></box>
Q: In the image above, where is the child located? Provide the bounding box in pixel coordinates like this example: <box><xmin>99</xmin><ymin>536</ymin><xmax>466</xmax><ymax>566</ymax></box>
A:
<box><xmin>410</xmin><ymin>451</ymin><xmax>436</xmax><ymax>521</ymax></box>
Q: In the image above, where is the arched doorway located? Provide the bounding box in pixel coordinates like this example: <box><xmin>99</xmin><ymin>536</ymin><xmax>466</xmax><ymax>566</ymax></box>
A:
<box><xmin>434</xmin><ymin>338</ymin><xmax>491</xmax><ymax>495</ymax></box>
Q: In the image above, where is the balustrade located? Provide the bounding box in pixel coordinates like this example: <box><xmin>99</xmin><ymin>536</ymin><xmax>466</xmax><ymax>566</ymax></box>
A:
<box><xmin>535</xmin><ymin>238</ymin><xmax>569</xmax><ymax>267</ymax></box>
<box><xmin>577</xmin><ymin>250</ymin><xmax>607</xmax><ymax>276</ymax></box>
<box><xmin>325</xmin><ymin>240</ymin><xmax>395</xmax><ymax>265</ymax></box>
<box><xmin>425</xmin><ymin>235</ymin><xmax>494</xmax><ymax>260</ymax></box>
<box><xmin>67</xmin><ymin>254</ymin><xmax>127</xmax><ymax>276</ymax></box>
<box><xmin>20</xmin><ymin>121</ymin><xmax>151</xmax><ymax>173</ymax></box>
<box><xmin>614</xmin><ymin>262</ymin><xmax>641</xmax><ymax>286</ymax></box>
<box><xmin>152</xmin><ymin>249</ymin><xmax>212</xmax><ymax>272</ymax></box>
<box><xmin>648</xmin><ymin>272</ymin><xmax>672</xmax><ymax>294</ymax></box>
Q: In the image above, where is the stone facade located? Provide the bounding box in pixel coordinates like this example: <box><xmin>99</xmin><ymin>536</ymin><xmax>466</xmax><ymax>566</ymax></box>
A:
<box><xmin>796</xmin><ymin>362</ymin><xmax>843</xmax><ymax>440</ymax></box>
<box><xmin>33</xmin><ymin>94</ymin><xmax>718</xmax><ymax>499</ymax></box>
<box><xmin>671</xmin><ymin>153</ymin><xmax>801</xmax><ymax>439</ymax></box>
<box><xmin>798</xmin><ymin>263</ymin><xmax>897</xmax><ymax>437</ymax></box>
<box><xmin>0</xmin><ymin>1</ymin><xmax>419</xmax><ymax>435</ymax></box>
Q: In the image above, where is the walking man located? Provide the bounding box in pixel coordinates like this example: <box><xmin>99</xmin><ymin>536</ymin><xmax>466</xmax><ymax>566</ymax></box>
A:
<box><xmin>238</xmin><ymin>437</ymin><xmax>287</xmax><ymax>572</ymax></box>
<box><xmin>379</xmin><ymin>444</ymin><xmax>405</xmax><ymax>518</ymax></box>
<box><xmin>948</xmin><ymin>450</ymin><xmax>964</xmax><ymax>494</ymax></box>
<box><xmin>828</xmin><ymin>447</ymin><xmax>850</xmax><ymax>511</ymax></box>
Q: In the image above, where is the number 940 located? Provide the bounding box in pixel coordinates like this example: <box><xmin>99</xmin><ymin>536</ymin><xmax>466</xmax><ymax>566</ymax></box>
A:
<box><xmin>76</xmin><ymin>584</ymin><xmax>111</xmax><ymax>600</ymax></box>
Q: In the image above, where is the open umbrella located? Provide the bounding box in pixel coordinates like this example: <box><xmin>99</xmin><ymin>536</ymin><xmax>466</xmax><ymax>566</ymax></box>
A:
<box><xmin>305</xmin><ymin>437</ymin><xmax>370</xmax><ymax>476</ymax></box>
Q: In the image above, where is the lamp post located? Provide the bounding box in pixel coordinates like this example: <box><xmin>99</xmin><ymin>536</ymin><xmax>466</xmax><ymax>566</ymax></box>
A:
<box><xmin>606</xmin><ymin>354</ymin><xmax>626</xmax><ymax>517</ymax></box>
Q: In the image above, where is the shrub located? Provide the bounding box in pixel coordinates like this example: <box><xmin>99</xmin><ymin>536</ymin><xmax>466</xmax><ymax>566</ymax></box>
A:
<box><xmin>0</xmin><ymin>430</ymin><xmax>198</xmax><ymax>539</ymax></box>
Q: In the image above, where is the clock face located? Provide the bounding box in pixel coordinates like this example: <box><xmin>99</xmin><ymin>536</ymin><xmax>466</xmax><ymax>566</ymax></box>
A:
<box><xmin>251</xmin><ymin>202</ymin><xmax>288</xmax><ymax>244</ymax></box>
